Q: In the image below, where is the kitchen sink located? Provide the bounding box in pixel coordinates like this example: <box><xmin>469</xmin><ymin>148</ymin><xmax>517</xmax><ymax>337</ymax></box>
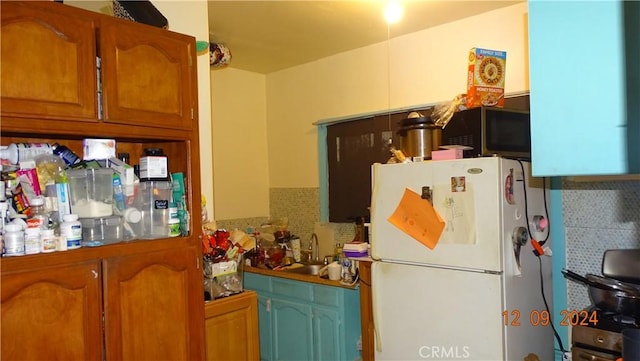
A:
<box><xmin>283</xmin><ymin>263</ymin><xmax>325</xmax><ymax>276</ymax></box>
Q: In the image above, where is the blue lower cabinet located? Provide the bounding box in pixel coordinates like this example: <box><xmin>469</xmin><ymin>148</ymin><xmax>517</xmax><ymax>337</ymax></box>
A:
<box><xmin>314</xmin><ymin>307</ymin><xmax>341</xmax><ymax>361</ymax></box>
<box><xmin>244</xmin><ymin>272</ymin><xmax>361</xmax><ymax>361</ymax></box>
<box><xmin>273</xmin><ymin>299</ymin><xmax>313</xmax><ymax>360</ymax></box>
<box><xmin>256</xmin><ymin>295</ymin><xmax>273</xmax><ymax>361</ymax></box>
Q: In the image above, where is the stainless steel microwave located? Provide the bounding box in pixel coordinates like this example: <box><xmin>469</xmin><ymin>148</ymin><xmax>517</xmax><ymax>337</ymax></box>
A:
<box><xmin>441</xmin><ymin>107</ymin><xmax>531</xmax><ymax>159</ymax></box>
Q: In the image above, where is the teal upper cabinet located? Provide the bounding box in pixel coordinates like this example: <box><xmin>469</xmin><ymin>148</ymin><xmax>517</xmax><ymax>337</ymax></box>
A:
<box><xmin>528</xmin><ymin>0</ymin><xmax>640</xmax><ymax>176</ymax></box>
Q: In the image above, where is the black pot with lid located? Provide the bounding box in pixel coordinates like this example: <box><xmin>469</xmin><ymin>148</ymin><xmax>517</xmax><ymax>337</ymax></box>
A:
<box><xmin>397</xmin><ymin>111</ymin><xmax>442</xmax><ymax>160</ymax></box>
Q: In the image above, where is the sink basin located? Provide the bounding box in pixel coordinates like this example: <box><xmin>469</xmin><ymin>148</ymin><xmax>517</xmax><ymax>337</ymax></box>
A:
<box><xmin>283</xmin><ymin>263</ymin><xmax>325</xmax><ymax>276</ymax></box>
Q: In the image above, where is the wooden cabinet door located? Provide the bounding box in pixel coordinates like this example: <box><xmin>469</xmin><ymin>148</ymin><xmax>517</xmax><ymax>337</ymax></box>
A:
<box><xmin>1</xmin><ymin>261</ymin><xmax>103</xmax><ymax>361</ymax></box>
<box><xmin>359</xmin><ymin>261</ymin><xmax>374</xmax><ymax>361</ymax></box>
<box><xmin>0</xmin><ymin>1</ymin><xmax>98</xmax><ymax>122</ymax></box>
<box><xmin>313</xmin><ymin>307</ymin><xmax>341</xmax><ymax>361</ymax></box>
<box><xmin>204</xmin><ymin>291</ymin><xmax>260</xmax><ymax>361</ymax></box>
<box><xmin>102</xmin><ymin>246</ymin><xmax>204</xmax><ymax>361</ymax></box>
<box><xmin>272</xmin><ymin>299</ymin><xmax>313</xmax><ymax>361</ymax></box>
<box><xmin>99</xmin><ymin>19</ymin><xmax>195</xmax><ymax>130</ymax></box>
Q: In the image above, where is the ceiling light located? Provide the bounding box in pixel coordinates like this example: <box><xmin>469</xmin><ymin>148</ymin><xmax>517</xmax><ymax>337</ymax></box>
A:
<box><xmin>384</xmin><ymin>1</ymin><xmax>403</xmax><ymax>24</ymax></box>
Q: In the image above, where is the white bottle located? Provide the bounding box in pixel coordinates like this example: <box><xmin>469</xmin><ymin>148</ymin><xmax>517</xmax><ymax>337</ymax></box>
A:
<box><xmin>40</xmin><ymin>229</ymin><xmax>56</xmax><ymax>253</ymax></box>
<box><xmin>24</xmin><ymin>227</ymin><xmax>41</xmax><ymax>255</ymax></box>
<box><xmin>0</xmin><ymin>143</ymin><xmax>53</xmax><ymax>165</ymax></box>
<box><xmin>0</xmin><ymin>201</ymin><xmax>7</xmax><ymax>234</ymax></box>
<box><xmin>4</xmin><ymin>224</ymin><xmax>25</xmax><ymax>256</ymax></box>
<box><xmin>60</xmin><ymin>214</ymin><xmax>82</xmax><ymax>250</ymax></box>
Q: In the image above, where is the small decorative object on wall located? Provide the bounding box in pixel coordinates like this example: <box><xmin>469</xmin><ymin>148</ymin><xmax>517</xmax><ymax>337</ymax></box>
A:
<box><xmin>210</xmin><ymin>42</ymin><xmax>232</xmax><ymax>68</ymax></box>
<box><xmin>113</xmin><ymin>0</ymin><xmax>168</xmax><ymax>29</ymax></box>
<box><xmin>196</xmin><ymin>41</ymin><xmax>210</xmax><ymax>55</ymax></box>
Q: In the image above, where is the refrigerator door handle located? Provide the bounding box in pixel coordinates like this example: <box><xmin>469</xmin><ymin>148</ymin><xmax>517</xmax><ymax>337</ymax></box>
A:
<box><xmin>371</xmin><ymin>261</ymin><xmax>383</xmax><ymax>352</ymax></box>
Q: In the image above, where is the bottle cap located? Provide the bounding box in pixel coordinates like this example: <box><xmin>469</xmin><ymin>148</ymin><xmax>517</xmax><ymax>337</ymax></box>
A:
<box><xmin>124</xmin><ymin>208</ymin><xmax>142</xmax><ymax>223</ymax></box>
<box><xmin>63</xmin><ymin>214</ymin><xmax>79</xmax><ymax>222</ymax></box>
<box><xmin>5</xmin><ymin>223</ymin><xmax>23</xmax><ymax>232</ymax></box>
<box><xmin>30</xmin><ymin>196</ymin><xmax>45</xmax><ymax>206</ymax></box>
<box><xmin>143</xmin><ymin>148</ymin><xmax>164</xmax><ymax>156</ymax></box>
<box><xmin>25</xmin><ymin>227</ymin><xmax>41</xmax><ymax>235</ymax></box>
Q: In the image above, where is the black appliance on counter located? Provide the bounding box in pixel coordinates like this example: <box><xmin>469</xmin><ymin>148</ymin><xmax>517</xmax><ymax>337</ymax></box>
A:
<box><xmin>441</xmin><ymin>106</ymin><xmax>531</xmax><ymax>160</ymax></box>
<box><xmin>569</xmin><ymin>249</ymin><xmax>640</xmax><ymax>360</ymax></box>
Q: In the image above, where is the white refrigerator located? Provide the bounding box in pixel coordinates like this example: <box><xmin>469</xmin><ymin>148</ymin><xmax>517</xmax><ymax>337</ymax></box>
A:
<box><xmin>370</xmin><ymin>157</ymin><xmax>554</xmax><ymax>361</ymax></box>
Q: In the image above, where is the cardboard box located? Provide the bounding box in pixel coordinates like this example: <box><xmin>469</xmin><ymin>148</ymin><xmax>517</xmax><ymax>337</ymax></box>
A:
<box><xmin>108</xmin><ymin>157</ymin><xmax>135</xmax><ymax>196</ymax></box>
<box><xmin>83</xmin><ymin>138</ymin><xmax>116</xmax><ymax>160</ymax></box>
<box><xmin>466</xmin><ymin>48</ymin><xmax>506</xmax><ymax>108</ymax></box>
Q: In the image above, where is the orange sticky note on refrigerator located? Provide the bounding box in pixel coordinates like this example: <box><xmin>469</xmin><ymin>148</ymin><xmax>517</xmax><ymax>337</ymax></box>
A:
<box><xmin>388</xmin><ymin>188</ymin><xmax>446</xmax><ymax>250</ymax></box>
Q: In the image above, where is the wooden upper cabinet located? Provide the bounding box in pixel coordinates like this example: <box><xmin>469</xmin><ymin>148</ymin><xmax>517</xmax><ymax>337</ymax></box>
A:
<box><xmin>102</xmin><ymin>246</ymin><xmax>204</xmax><ymax>361</ymax></box>
<box><xmin>100</xmin><ymin>20</ymin><xmax>195</xmax><ymax>130</ymax></box>
<box><xmin>1</xmin><ymin>261</ymin><xmax>103</xmax><ymax>361</ymax></box>
<box><xmin>0</xmin><ymin>2</ymin><xmax>98</xmax><ymax>122</ymax></box>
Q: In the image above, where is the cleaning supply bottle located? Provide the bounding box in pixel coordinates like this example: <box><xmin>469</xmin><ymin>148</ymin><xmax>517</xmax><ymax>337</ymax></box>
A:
<box><xmin>0</xmin><ymin>143</ymin><xmax>53</xmax><ymax>165</ymax></box>
<box><xmin>334</xmin><ymin>242</ymin><xmax>343</xmax><ymax>262</ymax></box>
<box><xmin>51</xmin><ymin>143</ymin><xmax>80</xmax><ymax>166</ymax></box>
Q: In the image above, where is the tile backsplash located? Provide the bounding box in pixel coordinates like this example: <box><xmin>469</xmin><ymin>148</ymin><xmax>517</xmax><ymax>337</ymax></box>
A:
<box><xmin>563</xmin><ymin>179</ymin><xmax>640</xmax><ymax>310</ymax></box>
<box><xmin>215</xmin><ymin>187</ymin><xmax>355</xmax><ymax>252</ymax></box>
<box><xmin>216</xmin><ymin>180</ymin><xmax>640</xmax><ymax>312</ymax></box>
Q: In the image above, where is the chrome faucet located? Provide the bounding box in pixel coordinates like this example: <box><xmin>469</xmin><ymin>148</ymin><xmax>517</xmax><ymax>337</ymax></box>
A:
<box><xmin>309</xmin><ymin>233</ymin><xmax>319</xmax><ymax>262</ymax></box>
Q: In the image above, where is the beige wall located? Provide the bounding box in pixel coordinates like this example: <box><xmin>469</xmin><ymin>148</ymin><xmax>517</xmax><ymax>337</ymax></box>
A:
<box><xmin>211</xmin><ymin>2</ymin><xmax>529</xmax><ymax>221</ymax></box>
<box><xmin>152</xmin><ymin>1</ymin><xmax>214</xmax><ymax>221</ymax></box>
<box><xmin>388</xmin><ymin>3</ymin><xmax>529</xmax><ymax>109</ymax></box>
<box><xmin>210</xmin><ymin>68</ymin><xmax>270</xmax><ymax>219</ymax></box>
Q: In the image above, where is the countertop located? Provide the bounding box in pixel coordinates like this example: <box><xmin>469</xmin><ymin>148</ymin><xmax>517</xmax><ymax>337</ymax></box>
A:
<box><xmin>244</xmin><ymin>265</ymin><xmax>359</xmax><ymax>290</ymax></box>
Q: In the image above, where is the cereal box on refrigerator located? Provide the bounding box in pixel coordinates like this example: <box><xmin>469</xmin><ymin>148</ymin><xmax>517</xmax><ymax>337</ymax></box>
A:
<box><xmin>466</xmin><ymin>48</ymin><xmax>506</xmax><ymax>108</ymax></box>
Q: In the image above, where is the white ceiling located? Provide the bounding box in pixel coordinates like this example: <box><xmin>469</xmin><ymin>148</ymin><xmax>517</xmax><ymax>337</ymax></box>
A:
<box><xmin>207</xmin><ymin>1</ymin><xmax>523</xmax><ymax>74</ymax></box>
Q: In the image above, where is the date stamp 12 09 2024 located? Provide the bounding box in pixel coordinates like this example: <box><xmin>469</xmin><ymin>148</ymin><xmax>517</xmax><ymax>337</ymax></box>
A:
<box><xmin>502</xmin><ymin>309</ymin><xmax>598</xmax><ymax>327</ymax></box>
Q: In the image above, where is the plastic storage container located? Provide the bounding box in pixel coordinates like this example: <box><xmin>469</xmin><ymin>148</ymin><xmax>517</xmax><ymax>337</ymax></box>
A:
<box><xmin>203</xmin><ymin>253</ymin><xmax>244</xmax><ymax>299</ymax></box>
<box><xmin>139</xmin><ymin>181</ymin><xmax>172</xmax><ymax>239</ymax></box>
<box><xmin>79</xmin><ymin>215</ymin><xmax>123</xmax><ymax>246</ymax></box>
<box><xmin>67</xmin><ymin>168</ymin><xmax>114</xmax><ymax>218</ymax></box>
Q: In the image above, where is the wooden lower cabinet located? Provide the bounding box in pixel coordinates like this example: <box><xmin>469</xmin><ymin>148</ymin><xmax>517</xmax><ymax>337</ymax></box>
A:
<box><xmin>205</xmin><ymin>291</ymin><xmax>260</xmax><ymax>361</ymax></box>
<box><xmin>1</xmin><ymin>261</ymin><xmax>103</xmax><ymax>361</ymax></box>
<box><xmin>1</xmin><ymin>242</ymin><xmax>205</xmax><ymax>361</ymax></box>
<box><xmin>103</xmin><ymin>246</ymin><xmax>204</xmax><ymax>360</ymax></box>
<box><xmin>359</xmin><ymin>261</ymin><xmax>374</xmax><ymax>361</ymax></box>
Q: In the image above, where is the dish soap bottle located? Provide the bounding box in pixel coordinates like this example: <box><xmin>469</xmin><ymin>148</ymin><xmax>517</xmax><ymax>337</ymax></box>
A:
<box><xmin>334</xmin><ymin>242</ymin><xmax>343</xmax><ymax>262</ymax></box>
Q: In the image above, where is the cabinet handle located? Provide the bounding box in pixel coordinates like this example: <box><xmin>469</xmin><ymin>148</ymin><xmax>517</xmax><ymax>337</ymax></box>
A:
<box><xmin>91</xmin><ymin>270</ymin><xmax>98</xmax><ymax>279</ymax></box>
<box><xmin>266</xmin><ymin>299</ymin><xmax>271</xmax><ymax>312</ymax></box>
